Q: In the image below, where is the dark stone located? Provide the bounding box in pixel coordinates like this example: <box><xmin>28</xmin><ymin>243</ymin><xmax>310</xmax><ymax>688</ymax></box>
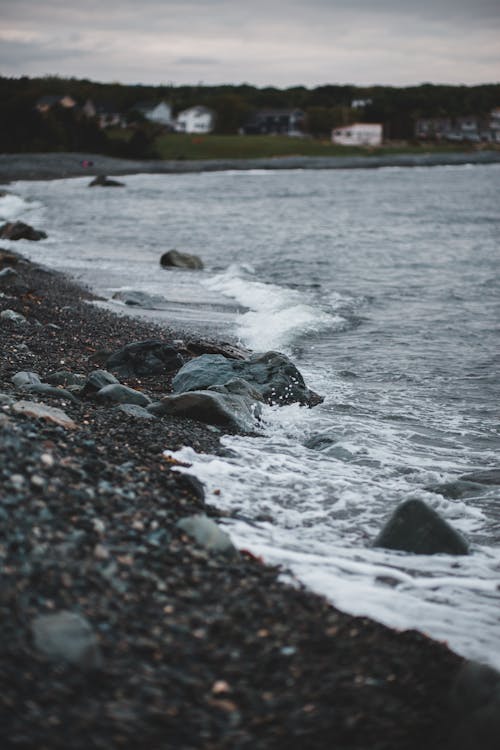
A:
<box><xmin>185</xmin><ymin>338</ymin><xmax>251</xmax><ymax>360</ymax></box>
<box><xmin>0</xmin><ymin>221</ymin><xmax>47</xmax><ymax>241</ymax></box>
<box><xmin>96</xmin><ymin>384</ymin><xmax>152</xmax><ymax>407</ymax></box>
<box><xmin>83</xmin><ymin>369</ymin><xmax>120</xmax><ymax>394</ymax></box>
<box><xmin>0</xmin><ymin>248</ymin><xmax>26</xmax><ymax>268</ymax></box>
<box><xmin>160</xmin><ymin>249</ymin><xmax>204</xmax><ymax>270</ymax></box>
<box><xmin>32</xmin><ymin>611</ymin><xmax>102</xmax><ymax>670</ymax></box>
<box><xmin>113</xmin><ymin>403</ymin><xmax>157</xmax><ymax>419</ymax></box>
<box><xmin>425</xmin><ymin>480</ymin><xmax>486</xmax><ymax>500</ymax></box>
<box><xmin>448</xmin><ymin>661</ymin><xmax>500</xmax><ymax>749</ymax></box>
<box><xmin>172</xmin><ymin>351</ymin><xmax>322</xmax><ymax>407</ymax></box>
<box><xmin>106</xmin><ymin>339</ymin><xmax>184</xmax><ymax>378</ymax></box>
<box><xmin>373</xmin><ymin>499</ymin><xmax>469</xmax><ymax>555</ymax></box>
<box><xmin>46</xmin><ymin>371</ymin><xmax>87</xmax><ymax>387</ymax></box>
<box><xmin>88</xmin><ymin>174</ymin><xmax>125</xmax><ymax>187</ymax></box>
<box><xmin>155</xmin><ymin>386</ymin><xmax>261</xmax><ymax>433</ymax></box>
<box><xmin>460</xmin><ymin>469</ymin><xmax>500</xmax><ymax>486</ymax></box>
<box><xmin>112</xmin><ymin>290</ymin><xmax>168</xmax><ymax>309</ymax></box>
<box><xmin>23</xmin><ymin>383</ymin><xmax>79</xmax><ymax>403</ymax></box>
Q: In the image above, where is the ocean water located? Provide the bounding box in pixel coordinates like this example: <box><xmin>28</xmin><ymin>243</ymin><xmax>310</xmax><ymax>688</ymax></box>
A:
<box><xmin>2</xmin><ymin>164</ymin><xmax>499</xmax><ymax>668</ymax></box>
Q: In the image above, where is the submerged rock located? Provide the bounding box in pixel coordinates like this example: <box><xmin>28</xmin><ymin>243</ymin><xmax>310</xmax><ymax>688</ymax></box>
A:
<box><xmin>106</xmin><ymin>339</ymin><xmax>184</xmax><ymax>378</ymax></box>
<box><xmin>0</xmin><ymin>221</ymin><xmax>47</xmax><ymax>241</ymax></box>
<box><xmin>373</xmin><ymin>498</ymin><xmax>469</xmax><ymax>555</ymax></box>
<box><xmin>172</xmin><ymin>351</ymin><xmax>322</xmax><ymax>407</ymax></box>
<box><xmin>177</xmin><ymin>514</ymin><xmax>238</xmax><ymax>558</ymax></box>
<box><xmin>88</xmin><ymin>175</ymin><xmax>125</xmax><ymax>187</ymax></box>
<box><xmin>32</xmin><ymin>611</ymin><xmax>102</xmax><ymax>670</ymax></box>
<box><xmin>160</xmin><ymin>249</ymin><xmax>204</xmax><ymax>270</ymax></box>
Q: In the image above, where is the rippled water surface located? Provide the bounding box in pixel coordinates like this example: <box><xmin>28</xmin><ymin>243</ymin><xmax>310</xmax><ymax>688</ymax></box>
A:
<box><xmin>2</xmin><ymin>164</ymin><xmax>499</xmax><ymax>667</ymax></box>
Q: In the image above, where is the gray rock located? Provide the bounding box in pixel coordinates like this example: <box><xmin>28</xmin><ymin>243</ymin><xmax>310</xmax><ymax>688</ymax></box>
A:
<box><xmin>1</xmin><ymin>309</ymin><xmax>27</xmax><ymax>324</ymax></box>
<box><xmin>112</xmin><ymin>290</ymin><xmax>168</xmax><ymax>308</ymax></box>
<box><xmin>12</xmin><ymin>400</ymin><xmax>77</xmax><ymax>429</ymax></box>
<box><xmin>172</xmin><ymin>351</ymin><xmax>322</xmax><ymax>407</ymax></box>
<box><xmin>11</xmin><ymin>371</ymin><xmax>42</xmax><ymax>388</ymax></box>
<box><xmin>460</xmin><ymin>469</ymin><xmax>500</xmax><ymax>486</ymax></box>
<box><xmin>425</xmin><ymin>479</ymin><xmax>486</xmax><ymax>500</ymax></box>
<box><xmin>177</xmin><ymin>514</ymin><xmax>237</xmax><ymax>557</ymax></box>
<box><xmin>84</xmin><ymin>369</ymin><xmax>120</xmax><ymax>393</ymax></box>
<box><xmin>114</xmin><ymin>403</ymin><xmax>157</xmax><ymax>419</ymax></box>
<box><xmin>106</xmin><ymin>339</ymin><xmax>184</xmax><ymax>378</ymax></box>
<box><xmin>88</xmin><ymin>174</ymin><xmax>124</xmax><ymax>187</ymax></box>
<box><xmin>0</xmin><ymin>221</ymin><xmax>47</xmax><ymax>241</ymax></box>
<box><xmin>23</xmin><ymin>383</ymin><xmax>79</xmax><ymax>403</ymax></box>
<box><xmin>0</xmin><ymin>392</ymin><xmax>15</xmax><ymax>406</ymax></box>
<box><xmin>160</xmin><ymin>249</ymin><xmax>204</xmax><ymax>270</ymax></box>
<box><xmin>156</xmin><ymin>388</ymin><xmax>261</xmax><ymax>433</ymax></box>
<box><xmin>448</xmin><ymin>661</ymin><xmax>500</xmax><ymax>749</ymax></box>
<box><xmin>32</xmin><ymin>611</ymin><xmax>102</xmax><ymax>670</ymax></box>
<box><xmin>96</xmin><ymin>383</ymin><xmax>152</xmax><ymax>407</ymax></box>
<box><xmin>46</xmin><ymin>370</ymin><xmax>87</xmax><ymax>387</ymax></box>
<box><xmin>0</xmin><ymin>266</ymin><xmax>18</xmax><ymax>281</ymax></box>
<box><xmin>373</xmin><ymin>498</ymin><xmax>469</xmax><ymax>555</ymax></box>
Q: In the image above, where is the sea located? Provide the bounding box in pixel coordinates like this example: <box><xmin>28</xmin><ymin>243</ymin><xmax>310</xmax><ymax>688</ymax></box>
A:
<box><xmin>1</xmin><ymin>163</ymin><xmax>499</xmax><ymax>669</ymax></box>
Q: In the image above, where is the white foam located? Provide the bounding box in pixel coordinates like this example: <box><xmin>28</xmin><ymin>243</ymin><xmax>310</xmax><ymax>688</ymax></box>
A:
<box><xmin>0</xmin><ymin>192</ymin><xmax>41</xmax><ymax>222</ymax></box>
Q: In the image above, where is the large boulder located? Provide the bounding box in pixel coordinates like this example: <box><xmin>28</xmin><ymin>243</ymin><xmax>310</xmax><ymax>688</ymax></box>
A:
<box><xmin>160</xmin><ymin>249</ymin><xmax>204</xmax><ymax>270</ymax></box>
<box><xmin>172</xmin><ymin>351</ymin><xmax>322</xmax><ymax>407</ymax></box>
<box><xmin>106</xmin><ymin>339</ymin><xmax>184</xmax><ymax>378</ymax></box>
<box><xmin>88</xmin><ymin>174</ymin><xmax>124</xmax><ymax>187</ymax></box>
<box><xmin>373</xmin><ymin>498</ymin><xmax>469</xmax><ymax>555</ymax></box>
<box><xmin>0</xmin><ymin>221</ymin><xmax>47</xmax><ymax>241</ymax></box>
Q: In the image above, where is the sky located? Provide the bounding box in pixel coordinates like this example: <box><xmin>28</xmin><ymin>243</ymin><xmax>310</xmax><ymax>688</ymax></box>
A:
<box><xmin>1</xmin><ymin>0</ymin><xmax>500</xmax><ymax>88</ymax></box>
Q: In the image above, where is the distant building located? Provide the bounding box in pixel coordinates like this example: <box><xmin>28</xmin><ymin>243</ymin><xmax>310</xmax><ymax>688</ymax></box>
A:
<box><xmin>415</xmin><ymin>113</ymin><xmax>500</xmax><ymax>142</ymax></box>
<box><xmin>175</xmin><ymin>106</ymin><xmax>215</xmax><ymax>134</ymax></box>
<box><xmin>351</xmin><ymin>98</ymin><xmax>372</xmax><ymax>110</ymax></box>
<box><xmin>332</xmin><ymin>123</ymin><xmax>383</xmax><ymax>146</ymax></box>
<box><xmin>35</xmin><ymin>95</ymin><xmax>77</xmax><ymax>113</ymax></box>
<box><xmin>134</xmin><ymin>100</ymin><xmax>173</xmax><ymax>126</ymax></box>
<box><xmin>83</xmin><ymin>99</ymin><xmax>124</xmax><ymax>128</ymax></box>
<box><xmin>415</xmin><ymin>118</ymin><xmax>453</xmax><ymax>141</ymax></box>
<box><xmin>489</xmin><ymin>108</ymin><xmax>500</xmax><ymax>142</ymax></box>
<box><xmin>242</xmin><ymin>109</ymin><xmax>305</xmax><ymax>136</ymax></box>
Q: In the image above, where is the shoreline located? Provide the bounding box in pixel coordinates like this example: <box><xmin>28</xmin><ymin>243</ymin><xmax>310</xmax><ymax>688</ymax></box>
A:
<box><xmin>1</xmin><ymin>149</ymin><xmax>500</xmax><ymax>183</ymax></box>
<box><xmin>0</xmin><ymin>250</ymin><xmax>474</xmax><ymax>748</ymax></box>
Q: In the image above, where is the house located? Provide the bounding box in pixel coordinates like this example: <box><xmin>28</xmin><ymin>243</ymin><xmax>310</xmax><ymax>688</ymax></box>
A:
<box><xmin>83</xmin><ymin>100</ymin><xmax>124</xmax><ymax>128</ymax></box>
<box><xmin>351</xmin><ymin>98</ymin><xmax>372</xmax><ymax>110</ymax></box>
<box><xmin>35</xmin><ymin>95</ymin><xmax>77</xmax><ymax>113</ymax></box>
<box><xmin>332</xmin><ymin>123</ymin><xmax>383</xmax><ymax>146</ymax></box>
<box><xmin>133</xmin><ymin>100</ymin><xmax>173</xmax><ymax>126</ymax></box>
<box><xmin>415</xmin><ymin>118</ymin><xmax>453</xmax><ymax>140</ymax></box>
<box><xmin>415</xmin><ymin>114</ymin><xmax>495</xmax><ymax>142</ymax></box>
<box><xmin>174</xmin><ymin>106</ymin><xmax>215</xmax><ymax>134</ymax></box>
<box><xmin>489</xmin><ymin>108</ymin><xmax>500</xmax><ymax>142</ymax></box>
<box><xmin>242</xmin><ymin>109</ymin><xmax>305</xmax><ymax>136</ymax></box>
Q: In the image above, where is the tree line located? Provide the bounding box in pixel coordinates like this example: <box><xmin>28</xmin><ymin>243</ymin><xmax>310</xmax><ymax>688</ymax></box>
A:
<box><xmin>1</xmin><ymin>75</ymin><xmax>499</xmax><ymax>154</ymax></box>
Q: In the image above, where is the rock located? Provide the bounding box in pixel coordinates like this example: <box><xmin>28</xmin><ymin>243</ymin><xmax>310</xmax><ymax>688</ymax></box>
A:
<box><xmin>32</xmin><ymin>611</ymin><xmax>102</xmax><ymax>670</ymax></box>
<box><xmin>425</xmin><ymin>479</ymin><xmax>486</xmax><ymax>500</ymax></box>
<box><xmin>11</xmin><ymin>371</ymin><xmax>42</xmax><ymax>388</ymax></box>
<box><xmin>83</xmin><ymin>369</ymin><xmax>120</xmax><ymax>394</ymax></box>
<box><xmin>113</xmin><ymin>403</ymin><xmax>157</xmax><ymax>419</ymax></box>
<box><xmin>112</xmin><ymin>290</ymin><xmax>168</xmax><ymax>308</ymax></box>
<box><xmin>448</xmin><ymin>661</ymin><xmax>500</xmax><ymax>749</ymax></box>
<box><xmin>1</xmin><ymin>309</ymin><xmax>27</xmax><ymax>324</ymax></box>
<box><xmin>160</xmin><ymin>249</ymin><xmax>204</xmax><ymax>270</ymax></box>
<box><xmin>12</xmin><ymin>400</ymin><xmax>77</xmax><ymax>429</ymax></box>
<box><xmin>177</xmin><ymin>514</ymin><xmax>238</xmax><ymax>558</ymax></box>
<box><xmin>0</xmin><ymin>248</ymin><xmax>26</xmax><ymax>268</ymax></box>
<box><xmin>22</xmin><ymin>383</ymin><xmax>79</xmax><ymax>404</ymax></box>
<box><xmin>460</xmin><ymin>469</ymin><xmax>500</xmax><ymax>485</ymax></box>
<box><xmin>88</xmin><ymin>175</ymin><xmax>125</xmax><ymax>187</ymax></box>
<box><xmin>46</xmin><ymin>370</ymin><xmax>87</xmax><ymax>387</ymax></box>
<box><xmin>154</xmin><ymin>385</ymin><xmax>261</xmax><ymax>433</ymax></box>
<box><xmin>0</xmin><ymin>266</ymin><xmax>18</xmax><ymax>283</ymax></box>
<box><xmin>172</xmin><ymin>351</ymin><xmax>322</xmax><ymax>407</ymax></box>
<box><xmin>106</xmin><ymin>339</ymin><xmax>184</xmax><ymax>378</ymax></box>
<box><xmin>185</xmin><ymin>339</ymin><xmax>252</xmax><ymax>360</ymax></box>
<box><xmin>0</xmin><ymin>221</ymin><xmax>47</xmax><ymax>241</ymax></box>
<box><xmin>96</xmin><ymin>383</ymin><xmax>152</xmax><ymax>407</ymax></box>
<box><xmin>373</xmin><ymin>498</ymin><xmax>469</xmax><ymax>555</ymax></box>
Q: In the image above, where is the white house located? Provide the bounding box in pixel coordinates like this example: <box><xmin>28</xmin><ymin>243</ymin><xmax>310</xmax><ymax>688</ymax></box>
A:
<box><xmin>135</xmin><ymin>100</ymin><xmax>173</xmax><ymax>126</ymax></box>
<box><xmin>175</xmin><ymin>106</ymin><xmax>214</xmax><ymax>134</ymax></box>
<box><xmin>332</xmin><ymin>123</ymin><xmax>383</xmax><ymax>146</ymax></box>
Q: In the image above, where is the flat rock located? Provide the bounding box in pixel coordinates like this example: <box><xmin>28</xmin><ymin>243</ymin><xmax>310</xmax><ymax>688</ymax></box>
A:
<box><xmin>156</xmin><ymin>387</ymin><xmax>260</xmax><ymax>433</ymax></box>
<box><xmin>177</xmin><ymin>514</ymin><xmax>238</xmax><ymax>557</ymax></box>
<box><xmin>106</xmin><ymin>339</ymin><xmax>184</xmax><ymax>378</ymax></box>
<box><xmin>373</xmin><ymin>498</ymin><xmax>469</xmax><ymax>555</ymax></box>
<box><xmin>160</xmin><ymin>249</ymin><xmax>204</xmax><ymax>270</ymax></box>
<box><xmin>0</xmin><ymin>221</ymin><xmax>47</xmax><ymax>241</ymax></box>
<box><xmin>96</xmin><ymin>383</ymin><xmax>152</xmax><ymax>407</ymax></box>
<box><xmin>12</xmin><ymin>400</ymin><xmax>77</xmax><ymax>429</ymax></box>
<box><xmin>32</xmin><ymin>611</ymin><xmax>102</xmax><ymax>670</ymax></box>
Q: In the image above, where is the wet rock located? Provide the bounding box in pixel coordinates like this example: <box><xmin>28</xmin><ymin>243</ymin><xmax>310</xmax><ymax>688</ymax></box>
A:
<box><xmin>373</xmin><ymin>498</ymin><xmax>469</xmax><ymax>555</ymax></box>
<box><xmin>185</xmin><ymin>338</ymin><xmax>251</xmax><ymax>360</ymax></box>
<box><xmin>0</xmin><ymin>248</ymin><xmax>25</xmax><ymax>268</ymax></box>
<box><xmin>160</xmin><ymin>249</ymin><xmax>204</xmax><ymax>270</ymax></box>
<box><xmin>155</xmin><ymin>386</ymin><xmax>261</xmax><ymax>433</ymax></box>
<box><xmin>0</xmin><ymin>221</ymin><xmax>47</xmax><ymax>241</ymax></box>
<box><xmin>113</xmin><ymin>403</ymin><xmax>157</xmax><ymax>419</ymax></box>
<box><xmin>425</xmin><ymin>479</ymin><xmax>486</xmax><ymax>500</ymax></box>
<box><xmin>112</xmin><ymin>290</ymin><xmax>168</xmax><ymax>308</ymax></box>
<box><xmin>32</xmin><ymin>611</ymin><xmax>102</xmax><ymax>670</ymax></box>
<box><xmin>448</xmin><ymin>660</ymin><xmax>500</xmax><ymax>749</ymax></box>
<box><xmin>177</xmin><ymin>514</ymin><xmax>238</xmax><ymax>558</ymax></box>
<box><xmin>96</xmin><ymin>383</ymin><xmax>152</xmax><ymax>407</ymax></box>
<box><xmin>172</xmin><ymin>351</ymin><xmax>322</xmax><ymax>407</ymax></box>
<box><xmin>88</xmin><ymin>174</ymin><xmax>125</xmax><ymax>187</ymax></box>
<box><xmin>1</xmin><ymin>309</ymin><xmax>28</xmax><ymax>324</ymax></box>
<box><xmin>11</xmin><ymin>371</ymin><xmax>42</xmax><ymax>388</ymax></box>
<box><xmin>460</xmin><ymin>469</ymin><xmax>500</xmax><ymax>486</ymax></box>
<box><xmin>106</xmin><ymin>339</ymin><xmax>184</xmax><ymax>378</ymax></box>
<box><xmin>12</xmin><ymin>400</ymin><xmax>77</xmax><ymax>429</ymax></box>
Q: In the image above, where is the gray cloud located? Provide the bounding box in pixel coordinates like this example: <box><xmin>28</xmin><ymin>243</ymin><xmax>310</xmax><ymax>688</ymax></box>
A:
<box><xmin>1</xmin><ymin>0</ymin><xmax>499</xmax><ymax>86</ymax></box>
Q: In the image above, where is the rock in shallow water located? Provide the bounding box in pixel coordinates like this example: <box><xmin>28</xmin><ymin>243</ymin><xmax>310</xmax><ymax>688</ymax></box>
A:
<box><xmin>32</xmin><ymin>611</ymin><xmax>102</xmax><ymax>670</ymax></box>
<box><xmin>160</xmin><ymin>249</ymin><xmax>204</xmax><ymax>270</ymax></box>
<box><xmin>0</xmin><ymin>221</ymin><xmax>47</xmax><ymax>241</ymax></box>
<box><xmin>373</xmin><ymin>498</ymin><xmax>469</xmax><ymax>555</ymax></box>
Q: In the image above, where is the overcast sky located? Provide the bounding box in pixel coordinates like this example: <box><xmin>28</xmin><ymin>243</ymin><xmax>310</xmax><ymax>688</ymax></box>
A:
<box><xmin>1</xmin><ymin>0</ymin><xmax>500</xmax><ymax>87</ymax></box>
